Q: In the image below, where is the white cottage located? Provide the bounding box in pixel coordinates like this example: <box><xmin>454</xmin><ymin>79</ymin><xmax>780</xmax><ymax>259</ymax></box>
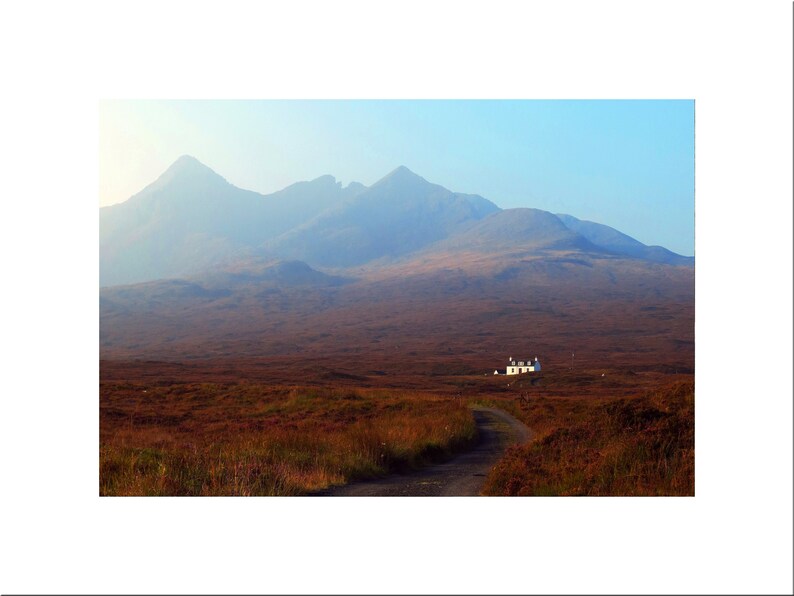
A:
<box><xmin>494</xmin><ymin>356</ymin><xmax>541</xmax><ymax>375</ymax></box>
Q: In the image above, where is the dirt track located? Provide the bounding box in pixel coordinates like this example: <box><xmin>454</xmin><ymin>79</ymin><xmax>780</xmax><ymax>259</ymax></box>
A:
<box><xmin>316</xmin><ymin>406</ymin><xmax>531</xmax><ymax>496</ymax></box>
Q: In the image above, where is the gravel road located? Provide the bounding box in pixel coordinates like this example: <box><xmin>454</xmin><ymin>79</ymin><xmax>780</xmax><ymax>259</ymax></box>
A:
<box><xmin>316</xmin><ymin>406</ymin><xmax>531</xmax><ymax>496</ymax></box>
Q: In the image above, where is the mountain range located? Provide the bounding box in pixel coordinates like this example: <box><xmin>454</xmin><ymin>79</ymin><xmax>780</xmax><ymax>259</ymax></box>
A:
<box><xmin>100</xmin><ymin>156</ymin><xmax>694</xmax><ymax>373</ymax></box>
<box><xmin>100</xmin><ymin>156</ymin><xmax>367</xmax><ymax>286</ymax></box>
<box><xmin>100</xmin><ymin>156</ymin><xmax>692</xmax><ymax>287</ymax></box>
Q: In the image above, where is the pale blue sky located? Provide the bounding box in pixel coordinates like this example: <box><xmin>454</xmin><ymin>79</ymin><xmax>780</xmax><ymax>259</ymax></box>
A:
<box><xmin>100</xmin><ymin>100</ymin><xmax>694</xmax><ymax>255</ymax></box>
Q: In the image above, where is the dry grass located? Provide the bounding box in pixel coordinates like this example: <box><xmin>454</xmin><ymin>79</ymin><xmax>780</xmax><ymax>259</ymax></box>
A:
<box><xmin>100</xmin><ymin>383</ymin><xmax>477</xmax><ymax>496</ymax></box>
<box><xmin>481</xmin><ymin>380</ymin><xmax>694</xmax><ymax>496</ymax></box>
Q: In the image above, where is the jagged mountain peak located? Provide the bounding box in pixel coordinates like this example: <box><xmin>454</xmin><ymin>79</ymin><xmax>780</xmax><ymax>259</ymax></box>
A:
<box><xmin>309</xmin><ymin>174</ymin><xmax>339</xmax><ymax>185</ymax></box>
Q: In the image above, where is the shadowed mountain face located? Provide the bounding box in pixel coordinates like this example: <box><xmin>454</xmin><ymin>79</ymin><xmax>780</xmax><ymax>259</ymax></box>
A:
<box><xmin>262</xmin><ymin>166</ymin><xmax>500</xmax><ymax>267</ymax></box>
<box><xmin>99</xmin><ymin>156</ymin><xmax>364</xmax><ymax>286</ymax></box>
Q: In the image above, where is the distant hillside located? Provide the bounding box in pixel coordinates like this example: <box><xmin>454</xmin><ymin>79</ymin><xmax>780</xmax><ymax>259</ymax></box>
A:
<box><xmin>426</xmin><ymin>208</ymin><xmax>600</xmax><ymax>254</ymax></box>
<box><xmin>100</xmin><ymin>245</ymin><xmax>695</xmax><ymax>369</ymax></box>
<box><xmin>100</xmin><ymin>156</ymin><xmax>363</xmax><ymax>286</ymax></box>
<box><xmin>556</xmin><ymin>213</ymin><xmax>694</xmax><ymax>266</ymax></box>
<box><xmin>198</xmin><ymin>258</ymin><xmax>352</xmax><ymax>289</ymax></box>
<box><xmin>262</xmin><ymin>166</ymin><xmax>500</xmax><ymax>267</ymax></box>
<box><xmin>101</xmin><ymin>258</ymin><xmax>347</xmax><ymax>316</ymax></box>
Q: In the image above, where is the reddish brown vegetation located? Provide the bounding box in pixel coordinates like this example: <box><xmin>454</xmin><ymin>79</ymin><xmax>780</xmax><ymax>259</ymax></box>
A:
<box><xmin>100</xmin><ymin>253</ymin><xmax>694</xmax><ymax>496</ymax></box>
<box><xmin>100</xmin><ymin>254</ymin><xmax>694</xmax><ymax>377</ymax></box>
<box><xmin>481</xmin><ymin>379</ymin><xmax>694</xmax><ymax>495</ymax></box>
<box><xmin>100</xmin><ymin>360</ymin><xmax>694</xmax><ymax>496</ymax></box>
<box><xmin>100</xmin><ymin>383</ymin><xmax>476</xmax><ymax>495</ymax></box>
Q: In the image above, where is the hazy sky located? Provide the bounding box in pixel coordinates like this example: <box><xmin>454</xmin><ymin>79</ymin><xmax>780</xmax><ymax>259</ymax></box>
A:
<box><xmin>100</xmin><ymin>100</ymin><xmax>694</xmax><ymax>255</ymax></box>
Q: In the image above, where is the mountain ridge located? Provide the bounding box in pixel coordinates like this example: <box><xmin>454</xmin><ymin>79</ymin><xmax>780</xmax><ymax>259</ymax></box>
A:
<box><xmin>100</xmin><ymin>157</ymin><xmax>366</xmax><ymax>286</ymax></box>
<box><xmin>100</xmin><ymin>156</ymin><xmax>692</xmax><ymax>287</ymax></box>
<box><xmin>261</xmin><ymin>165</ymin><xmax>500</xmax><ymax>267</ymax></box>
<box><xmin>556</xmin><ymin>213</ymin><xmax>694</xmax><ymax>265</ymax></box>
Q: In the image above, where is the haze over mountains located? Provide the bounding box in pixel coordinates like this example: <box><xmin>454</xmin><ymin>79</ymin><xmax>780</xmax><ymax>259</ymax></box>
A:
<box><xmin>262</xmin><ymin>166</ymin><xmax>499</xmax><ymax>268</ymax></box>
<box><xmin>100</xmin><ymin>156</ymin><xmax>365</xmax><ymax>286</ymax></box>
<box><xmin>100</xmin><ymin>156</ymin><xmax>692</xmax><ymax>287</ymax></box>
<box><xmin>100</xmin><ymin>156</ymin><xmax>694</xmax><ymax>373</ymax></box>
<box><xmin>554</xmin><ymin>214</ymin><xmax>693</xmax><ymax>267</ymax></box>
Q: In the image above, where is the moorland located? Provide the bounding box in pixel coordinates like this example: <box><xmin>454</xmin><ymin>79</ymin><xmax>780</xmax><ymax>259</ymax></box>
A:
<box><xmin>100</xmin><ymin>157</ymin><xmax>694</xmax><ymax>496</ymax></box>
